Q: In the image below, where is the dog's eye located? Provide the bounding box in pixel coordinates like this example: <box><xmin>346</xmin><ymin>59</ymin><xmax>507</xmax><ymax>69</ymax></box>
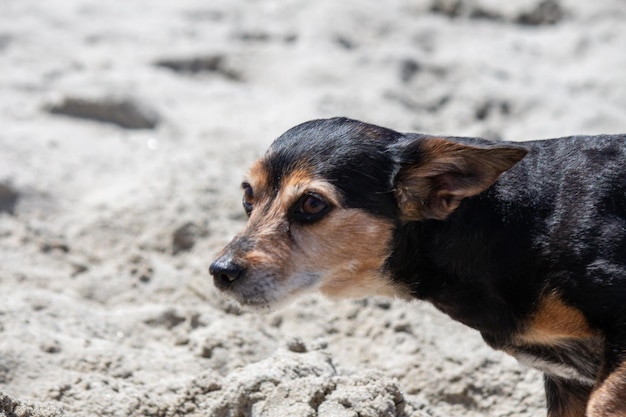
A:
<box><xmin>291</xmin><ymin>193</ymin><xmax>330</xmax><ymax>223</ymax></box>
<box><xmin>301</xmin><ymin>195</ymin><xmax>326</xmax><ymax>215</ymax></box>
<box><xmin>242</xmin><ymin>183</ymin><xmax>254</xmax><ymax>215</ymax></box>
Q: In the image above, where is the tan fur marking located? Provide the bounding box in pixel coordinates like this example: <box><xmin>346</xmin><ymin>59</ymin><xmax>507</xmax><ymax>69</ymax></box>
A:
<box><xmin>245</xmin><ymin>159</ymin><xmax>269</xmax><ymax>199</ymax></box>
<box><xmin>516</xmin><ymin>292</ymin><xmax>596</xmax><ymax>345</ymax></box>
<box><xmin>239</xmin><ymin>196</ymin><xmax>290</xmax><ymax>277</ymax></box>
<box><xmin>395</xmin><ymin>138</ymin><xmax>527</xmax><ymax>220</ymax></box>
<box><xmin>282</xmin><ymin>168</ymin><xmax>314</xmax><ymax>189</ymax></box>
<box><xmin>587</xmin><ymin>361</ymin><xmax>626</xmax><ymax>416</ymax></box>
<box><xmin>286</xmin><ymin>208</ymin><xmax>408</xmax><ymax>299</ymax></box>
<box><xmin>279</xmin><ymin>169</ymin><xmax>342</xmax><ymax>210</ymax></box>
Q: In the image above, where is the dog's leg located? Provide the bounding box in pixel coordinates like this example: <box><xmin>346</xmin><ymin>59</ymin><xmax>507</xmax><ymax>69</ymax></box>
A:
<box><xmin>544</xmin><ymin>376</ymin><xmax>590</xmax><ymax>417</ymax></box>
<box><xmin>587</xmin><ymin>348</ymin><xmax>626</xmax><ymax>417</ymax></box>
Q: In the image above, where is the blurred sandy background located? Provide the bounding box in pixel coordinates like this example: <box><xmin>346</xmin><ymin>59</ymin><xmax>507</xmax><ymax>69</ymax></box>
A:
<box><xmin>1</xmin><ymin>0</ymin><xmax>625</xmax><ymax>416</ymax></box>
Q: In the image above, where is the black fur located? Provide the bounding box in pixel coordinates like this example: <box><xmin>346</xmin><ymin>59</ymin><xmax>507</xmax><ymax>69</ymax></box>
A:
<box><xmin>265</xmin><ymin>118</ymin><xmax>401</xmax><ymax>217</ymax></box>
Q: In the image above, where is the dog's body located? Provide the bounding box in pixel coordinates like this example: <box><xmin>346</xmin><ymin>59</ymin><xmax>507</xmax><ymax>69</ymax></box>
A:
<box><xmin>210</xmin><ymin>118</ymin><xmax>626</xmax><ymax>416</ymax></box>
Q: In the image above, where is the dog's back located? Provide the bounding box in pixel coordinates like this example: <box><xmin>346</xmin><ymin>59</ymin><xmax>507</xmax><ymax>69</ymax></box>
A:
<box><xmin>501</xmin><ymin>135</ymin><xmax>626</xmax><ymax>323</ymax></box>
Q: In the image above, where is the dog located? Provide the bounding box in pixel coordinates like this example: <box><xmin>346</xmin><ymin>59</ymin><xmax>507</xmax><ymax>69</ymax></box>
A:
<box><xmin>210</xmin><ymin>117</ymin><xmax>626</xmax><ymax>417</ymax></box>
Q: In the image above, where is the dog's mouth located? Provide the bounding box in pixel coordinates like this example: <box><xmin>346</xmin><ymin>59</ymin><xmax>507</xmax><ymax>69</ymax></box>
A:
<box><xmin>227</xmin><ymin>291</ymin><xmax>274</xmax><ymax>312</ymax></box>
<box><xmin>212</xmin><ymin>266</ymin><xmax>322</xmax><ymax>311</ymax></box>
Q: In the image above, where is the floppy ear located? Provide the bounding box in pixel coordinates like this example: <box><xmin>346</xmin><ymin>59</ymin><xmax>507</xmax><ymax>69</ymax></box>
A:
<box><xmin>393</xmin><ymin>137</ymin><xmax>528</xmax><ymax>221</ymax></box>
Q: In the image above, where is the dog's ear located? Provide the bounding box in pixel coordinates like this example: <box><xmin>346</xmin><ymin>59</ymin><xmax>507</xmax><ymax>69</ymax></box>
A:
<box><xmin>393</xmin><ymin>137</ymin><xmax>528</xmax><ymax>220</ymax></box>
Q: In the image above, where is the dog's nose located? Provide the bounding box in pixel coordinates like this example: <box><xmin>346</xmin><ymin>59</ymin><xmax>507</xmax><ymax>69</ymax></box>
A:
<box><xmin>210</xmin><ymin>257</ymin><xmax>244</xmax><ymax>290</ymax></box>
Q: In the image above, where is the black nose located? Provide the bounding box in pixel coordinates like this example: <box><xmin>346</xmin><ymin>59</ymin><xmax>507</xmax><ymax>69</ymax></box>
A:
<box><xmin>209</xmin><ymin>257</ymin><xmax>244</xmax><ymax>290</ymax></box>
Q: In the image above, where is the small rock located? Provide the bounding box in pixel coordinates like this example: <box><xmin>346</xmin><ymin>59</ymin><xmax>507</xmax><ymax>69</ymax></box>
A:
<box><xmin>430</xmin><ymin>0</ymin><xmax>504</xmax><ymax>21</ymax></box>
<box><xmin>40</xmin><ymin>339</ymin><xmax>62</xmax><ymax>354</ymax></box>
<box><xmin>0</xmin><ymin>183</ymin><xmax>19</xmax><ymax>214</ymax></box>
<box><xmin>400</xmin><ymin>59</ymin><xmax>422</xmax><ymax>83</ymax></box>
<box><xmin>71</xmin><ymin>262</ymin><xmax>89</xmax><ymax>277</ymax></box>
<box><xmin>144</xmin><ymin>308</ymin><xmax>186</xmax><ymax>330</ymax></box>
<box><xmin>175</xmin><ymin>335</ymin><xmax>190</xmax><ymax>346</ymax></box>
<box><xmin>374</xmin><ymin>298</ymin><xmax>392</xmax><ymax>310</ymax></box>
<box><xmin>172</xmin><ymin>222</ymin><xmax>205</xmax><ymax>254</ymax></box>
<box><xmin>430</xmin><ymin>0</ymin><xmax>463</xmax><ymax>18</ymax></box>
<box><xmin>393</xmin><ymin>322</ymin><xmax>412</xmax><ymax>333</ymax></box>
<box><xmin>516</xmin><ymin>0</ymin><xmax>565</xmax><ymax>26</ymax></box>
<box><xmin>0</xmin><ymin>356</ymin><xmax>17</xmax><ymax>384</ymax></box>
<box><xmin>469</xmin><ymin>7</ymin><xmax>504</xmax><ymax>22</ymax></box>
<box><xmin>40</xmin><ymin>240</ymin><xmax>70</xmax><ymax>254</ymax></box>
<box><xmin>129</xmin><ymin>254</ymin><xmax>154</xmax><ymax>282</ymax></box>
<box><xmin>334</xmin><ymin>35</ymin><xmax>356</xmax><ymax>50</ymax></box>
<box><xmin>286</xmin><ymin>337</ymin><xmax>307</xmax><ymax>353</ymax></box>
<box><xmin>475</xmin><ymin>99</ymin><xmax>511</xmax><ymax>121</ymax></box>
<box><xmin>46</xmin><ymin>96</ymin><xmax>160</xmax><ymax>129</ymax></box>
<box><xmin>235</xmin><ymin>31</ymin><xmax>271</xmax><ymax>42</ymax></box>
<box><xmin>0</xmin><ymin>34</ymin><xmax>11</xmax><ymax>52</ymax></box>
<box><xmin>156</xmin><ymin>55</ymin><xmax>220</xmax><ymax>73</ymax></box>
<box><xmin>270</xmin><ymin>316</ymin><xmax>283</xmax><ymax>328</ymax></box>
<box><xmin>154</xmin><ymin>55</ymin><xmax>241</xmax><ymax>80</ymax></box>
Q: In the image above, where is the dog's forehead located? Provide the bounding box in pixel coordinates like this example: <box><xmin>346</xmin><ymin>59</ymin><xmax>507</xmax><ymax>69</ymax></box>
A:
<box><xmin>265</xmin><ymin>119</ymin><xmax>398</xmax><ymax>178</ymax></box>
<box><xmin>268</xmin><ymin>117</ymin><xmax>399</xmax><ymax>158</ymax></box>
<box><xmin>245</xmin><ymin>157</ymin><xmax>311</xmax><ymax>194</ymax></box>
<box><xmin>244</xmin><ymin>118</ymin><xmax>403</xmax><ymax>216</ymax></box>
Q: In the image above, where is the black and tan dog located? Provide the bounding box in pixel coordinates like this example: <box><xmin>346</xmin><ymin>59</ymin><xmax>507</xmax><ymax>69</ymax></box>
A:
<box><xmin>210</xmin><ymin>117</ymin><xmax>626</xmax><ymax>416</ymax></box>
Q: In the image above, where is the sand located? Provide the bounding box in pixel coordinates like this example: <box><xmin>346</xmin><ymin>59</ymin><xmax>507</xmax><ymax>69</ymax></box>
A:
<box><xmin>1</xmin><ymin>0</ymin><xmax>625</xmax><ymax>416</ymax></box>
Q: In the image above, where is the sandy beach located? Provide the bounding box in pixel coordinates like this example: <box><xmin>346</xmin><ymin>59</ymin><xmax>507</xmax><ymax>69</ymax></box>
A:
<box><xmin>1</xmin><ymin>0</ymin><xmax>625</xmax><ymax>415</ymax></box>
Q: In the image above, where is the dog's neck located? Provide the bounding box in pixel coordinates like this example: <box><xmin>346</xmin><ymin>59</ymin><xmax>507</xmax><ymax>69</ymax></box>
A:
<box><xmin>385</xmin><ymin>192</ymin><xmax>542</xmax><ymax>347</ymax></box>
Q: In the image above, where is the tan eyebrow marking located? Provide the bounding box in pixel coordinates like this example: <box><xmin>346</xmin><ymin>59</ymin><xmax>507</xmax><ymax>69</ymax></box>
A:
<box><xmin>279</xmin><ymin>168</ymin><xmax>342</xmax><ymax>210</ymax></box>
<box><xmin>246</xmin><ymin>160</ymin><xmax>268</xmax><ymax>187</ymax></box>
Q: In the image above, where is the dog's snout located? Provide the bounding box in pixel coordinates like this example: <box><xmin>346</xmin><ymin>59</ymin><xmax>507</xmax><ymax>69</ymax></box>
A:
<box><xmin>210</xmin><ymin>257</ymin><xmax>244</xmax><ymax>290</ymax></box>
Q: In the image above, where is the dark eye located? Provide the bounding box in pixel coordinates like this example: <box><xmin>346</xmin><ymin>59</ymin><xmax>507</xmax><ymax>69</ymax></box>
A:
<box><xmin>291</xmin><ymin>193</ymin><xmax>331</xmax><ymax>223</ymax></box>
<box><xmin>242</xmin><ymin>183</ymin><xmax>253</xmax><ymax>215</ymax></box>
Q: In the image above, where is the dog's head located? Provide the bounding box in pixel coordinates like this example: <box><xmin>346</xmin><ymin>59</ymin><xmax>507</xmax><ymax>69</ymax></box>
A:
<box><xmin>210</xmin><ymin>118</ymin><xmax>527</xmax><ymax>309</ymax></box>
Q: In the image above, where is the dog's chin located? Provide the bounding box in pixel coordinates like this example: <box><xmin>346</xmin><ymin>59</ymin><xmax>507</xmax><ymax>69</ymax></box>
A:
<box><xmin>222</xmin><ymin>293</ymin><xmax>284</xmax><ymax>314</ymax></box>
<box><xmin>237</xmin><ymin>297</ymin><xmax>275</xmax><ymax>313</ymax></box>
<box><xmin>227</xmin><ymin>273</ymin><xmax>322</xmax><ymax>313</ymax></box>
<box><xmin>232</xmin><ymin>289</ymin><xmax>309</xmax><ymax>313</ymax></box>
